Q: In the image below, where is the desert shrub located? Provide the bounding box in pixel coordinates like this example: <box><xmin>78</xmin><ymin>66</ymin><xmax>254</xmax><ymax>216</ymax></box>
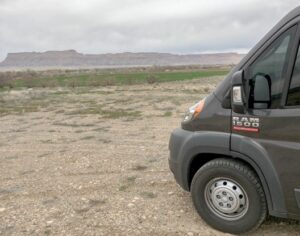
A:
<box><xmin>66</xmin><ymin>80</ymin><xmax>78</xmax><ymax>88</ymax></box>
<box><xmin>203</xmin><ymin>87</ymin><xmax>210</xmax><ymax>93</ymax></box>
<box><xmin>0</xmin><ymin>73</ymin><xmax>8</xmax><ymax>87</ymax></box>
<box><xmin>0</xmin><ymin>72</ymin><xmax>13</xmax><ymax>88</ymax></box>
<box><xmin>99</xmin><ymin>77</ymin><xmax>117</xmax><ymax>86</ymax></box>
<box><xmin>89</xmin><ymin>79</ymin><xmax>105</xmax><ymax>87</ymax></box>
<box><xmin>38</xmin><ymin>79</ymin><xmax>59</xmax><ymax>88</ymax></box>
<box><xmin>123</xmin><ymin>77</ymin><xmax>134</xmax><ymax>85</ymax></box>
<box><xmin>18</xmin><ymin>70</ymin><xmax>39</xmax><ymax>81</ymax></box>
<box><xmin>26</xmin><ymin>69</ymin><xmax>38</xmax><ymax>78</ymax></box>
<box><xmin>23</xmin><ymin>79</ymin><xmax>36</xmax><ymax>88</ymax></box>
<box><xmin>146</xmin><ymin>75</ymin><xmax>158</xmax><ymax>84</ymax></box>
<box><xmin>7</xmin><ymin>82</ymin><xmax>14</xmax><ymax>89</ymax></box>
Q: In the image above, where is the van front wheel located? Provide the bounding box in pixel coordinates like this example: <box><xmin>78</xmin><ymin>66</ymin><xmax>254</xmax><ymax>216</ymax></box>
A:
<box><xmin>191</xmin><ymin>158</ymin><xmax>267</xmax><ymax>234</ymax></box>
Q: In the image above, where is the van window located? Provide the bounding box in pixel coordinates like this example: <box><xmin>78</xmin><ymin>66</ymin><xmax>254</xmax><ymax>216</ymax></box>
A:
<box><xmin>287</xmin><ymin>43</ymin><xmax>300</xmax><ymax>106</ymax></box>
<box><xmin>247</xmin><ymin>26</ymin><xmax>296</xmax><ymax>108</ymax></box>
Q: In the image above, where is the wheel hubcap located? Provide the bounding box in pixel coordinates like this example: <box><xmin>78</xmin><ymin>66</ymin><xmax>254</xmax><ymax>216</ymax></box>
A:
<box><xmin>205</xmin><ymin>178</ymin><xmax>248</xmax><ymax>220</ymax></box>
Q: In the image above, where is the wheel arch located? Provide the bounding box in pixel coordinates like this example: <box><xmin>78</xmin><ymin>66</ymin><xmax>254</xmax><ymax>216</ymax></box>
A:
<box><xmin>187</xmin><ymin>152</ymin><xmax>286</xmax><ymax>218</ymax></box>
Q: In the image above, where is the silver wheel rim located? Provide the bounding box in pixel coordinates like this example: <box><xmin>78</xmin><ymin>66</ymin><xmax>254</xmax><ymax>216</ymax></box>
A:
<box><xmin>204</xmin><ymin>177</ymin><xmax>249</xmax><ymax>221</ymax></box>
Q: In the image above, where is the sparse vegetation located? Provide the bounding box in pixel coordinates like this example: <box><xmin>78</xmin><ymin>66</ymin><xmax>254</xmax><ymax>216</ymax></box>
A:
<box><xmin>146</xmin><ymin>75</ymin><xmax>158</xmax><ymax>84</ymax></box>
<box><xmin>140</xmin><ymin>191</ymin><xmax>157</xmax><ymax>199</ymax></box>
<box><xmin>68</xmin><ymin>107</ymin><xmax>142</xmax><ymax>119</ymax></box>
<box><xmin>88</xmin><ymin>198</ymin><xmax>107</xmax><ymax>206</ymax></box>
<box><xmin>1</xmin><ymin>74</ymin><xmax>298</xmax><ymax>235</ymax></box>
<box><xmin>118</xmin><ymin>185</ymin><xmax>129</xmax><ymax>191</ymax></box>
<box><xmin>162</xmin><ymin>111</ymin><xmax>172</xmax><ymax>117</ymax></box>
<box><xmin>0</xmin><ymin>101</ymin><xmax>44</xmax><ymax>116</ymax></box>
<box><xmin>81</xmin><ymin>135</ymin><xmax>95</xmax><ymax>140</ymax></box>
<box><xmin>53</xmin><ymin>122</ymin><xmax>95</xmax><ymax>127</ymax></box>
<box><xmin>127</xmin><ymin>176</ymin><xmax>137</xmax><ymax>183</ymax></box>
<box><xmin>119</xmin><ymin>176</ymin><xmax>137</xmax><ymax>191</ymax></box>
<box><xmin>203</xmin><ymin>86</ymin><xmax>210</xmax><ymax>93</ymax></box>
<box><xmin>0</xmin><ymin>66</ymin><xmax>230</xmax><ymax>89</ymax></box>
<box><xmin>132</xmin><ymin>164</ymin><xmax>148</xmax><ymax>171</ymax></box>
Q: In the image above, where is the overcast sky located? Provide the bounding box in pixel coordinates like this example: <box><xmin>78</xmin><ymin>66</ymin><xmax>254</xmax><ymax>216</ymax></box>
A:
<box><xmin>0</xmin><ymin>0</ymin><xmax>299</xmax><ymax>61</ymax></box>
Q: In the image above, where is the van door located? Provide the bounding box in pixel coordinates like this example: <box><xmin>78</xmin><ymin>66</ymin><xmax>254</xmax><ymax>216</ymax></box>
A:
<box><xmin>231</xmin><ymin>24</ymin><xmax>300</xmax><ymax>216</ymax></box>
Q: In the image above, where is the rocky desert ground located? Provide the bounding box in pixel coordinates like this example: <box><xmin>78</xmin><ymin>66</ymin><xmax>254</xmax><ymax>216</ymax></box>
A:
<box><xmin>0</xmin><ymin>76</ymin><xmax>299</xmax><ymax>235</ymax></box>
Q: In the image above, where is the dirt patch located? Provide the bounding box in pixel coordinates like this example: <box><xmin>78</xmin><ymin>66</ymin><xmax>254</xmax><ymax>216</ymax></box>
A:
<box><xmin>0</xmin><ymin>77</ymin><xmax>299</xmax><ymax>235</ymax></box>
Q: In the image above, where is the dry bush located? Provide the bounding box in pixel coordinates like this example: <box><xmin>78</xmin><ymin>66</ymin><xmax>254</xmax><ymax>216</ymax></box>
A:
<box><xmin>22</xmin><ymin>79</ymin><xmax>36</xmax><ymax>88</ymax></box>
<box><xmin>0</xmin><ymin>73</ymin><xmax>7</xmax><ymax>87</ymax></box>
<box><xmin>89</xmin><ymin>79</ymin><xmax>103</xmax><ymax>87</ymax></box>
<box><xmin>203</xmin><ymin>87</ymin><xmax>210</xmax><ymax>93</ymax></box>
<box><xmin>0</xmin><ymin>72</ymin><xmax>13</xmax><ymax>88</ymax></box>
<box><xmin>146</xmin><ymin>75</ymin><xmax>158</xmax><ymax>84</ymax></box>
<box><xmin>99</xmin><ymin>77</ymin><xmax>117</xmax><ymax>86</ymax></box>
<box><xmin>66</xmin><ymin>80</ymin><xmax>78</xmax><ymax>88</ymax></box>
<box><xmin>124</xmin><ymin>77</ymin><xmax>134</xmax><ymax>85</ymax></box>
<box><xmin>38</xmin><ymin>79</ymin><xmax>59</xmax><ymax>88</ymax></box>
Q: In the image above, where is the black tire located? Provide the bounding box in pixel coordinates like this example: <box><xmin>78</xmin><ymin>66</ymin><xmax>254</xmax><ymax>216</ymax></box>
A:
<box><xmin>191</xmin><ymin>158</ymin><xmax>267</xmax><ymax>235</ymax></box>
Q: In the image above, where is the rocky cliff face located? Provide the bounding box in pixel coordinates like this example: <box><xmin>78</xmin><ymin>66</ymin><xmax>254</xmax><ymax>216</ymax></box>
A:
<box><xmin>0</xmin><ymin>50</ymin><xmax>244</xmax><ymax>68</ymax></box>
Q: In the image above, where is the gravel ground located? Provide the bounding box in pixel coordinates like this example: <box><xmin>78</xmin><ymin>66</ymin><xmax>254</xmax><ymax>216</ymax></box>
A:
<box><xmin>0</xmin><ymin>77</ymin><xmax>299</xmax><ymax>235</ymax></box>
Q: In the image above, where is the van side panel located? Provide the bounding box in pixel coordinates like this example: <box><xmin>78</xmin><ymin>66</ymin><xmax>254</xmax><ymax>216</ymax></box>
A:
<box><xmin>231</xmin><ymin>133</ymin><xmax>300</xmax><ymax>219</ymax></box>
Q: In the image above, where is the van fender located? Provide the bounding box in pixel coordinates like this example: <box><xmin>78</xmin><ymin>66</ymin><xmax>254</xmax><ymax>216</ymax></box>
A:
<box><xmin>231</xmin><ymin>134</ymin><xmax>287</xmax><ymax>216</ymax></box>
<box><xmin>171</xmin><ymin>130</ymin><xmax>231</xmax><ymax>191</ymax></box>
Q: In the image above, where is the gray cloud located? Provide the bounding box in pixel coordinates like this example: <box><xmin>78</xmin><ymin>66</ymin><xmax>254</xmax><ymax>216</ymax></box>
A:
<box><xmin>0</xmin><ymin>0</ymin><xmax>299</xmax><ymax>61</ymax></box>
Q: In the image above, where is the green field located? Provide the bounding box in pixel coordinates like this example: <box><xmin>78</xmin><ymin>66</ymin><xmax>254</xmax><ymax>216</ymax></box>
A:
<box><xmin>0</xmin><ymin>67</ymin><xmax>230</xmax><ymax>89</ymax></box>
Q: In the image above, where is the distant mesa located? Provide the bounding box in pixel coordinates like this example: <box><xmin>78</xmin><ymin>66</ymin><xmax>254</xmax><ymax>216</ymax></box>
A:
<box><xmin>0</xmin><ymin>50</ymin><xmax>245</xmax><ymax>68</ymax></box>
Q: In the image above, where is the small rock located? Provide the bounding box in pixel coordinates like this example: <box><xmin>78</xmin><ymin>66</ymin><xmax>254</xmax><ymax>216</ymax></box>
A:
<box><xmin>187</xmin><ymin>232</ymin><xmax>194</xmax><ymax>236</ymax></box>
<box><xmin>0</xmin><ymin>208</ymin><xmax>6</xmax><ymax>212</ymax></box>
<box><xmin>46</xmin><ymin>220</ymin><xmax>53</xmax><ymax>225</ymax></box>
<box><xmin>127</xmin><ymin>203</ymin><xmax>135</xmax><ymax>208</ymax></box>
<box><xmin>168</xmin><ymin>192</ymin><xmax>174</xmax><ymax>195</ymax></box>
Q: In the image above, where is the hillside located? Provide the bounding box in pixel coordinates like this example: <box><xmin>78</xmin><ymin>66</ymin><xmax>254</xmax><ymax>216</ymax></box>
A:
<box><xmin>0</xmin><ymin>50</ymin><xmax>244</xmax><ymax>69</ymax></box>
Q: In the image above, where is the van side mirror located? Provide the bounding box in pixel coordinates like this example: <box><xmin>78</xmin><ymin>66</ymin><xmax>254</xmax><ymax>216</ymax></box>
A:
<box><xmin>231</xmin><ymin>70</ymin><xmax>245</xmax><ymax>114</ymax></box>
<box><xmin>250</xmin><ymin>73</ymin><xmax>271</xmax><ymax>109</ymax></box>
